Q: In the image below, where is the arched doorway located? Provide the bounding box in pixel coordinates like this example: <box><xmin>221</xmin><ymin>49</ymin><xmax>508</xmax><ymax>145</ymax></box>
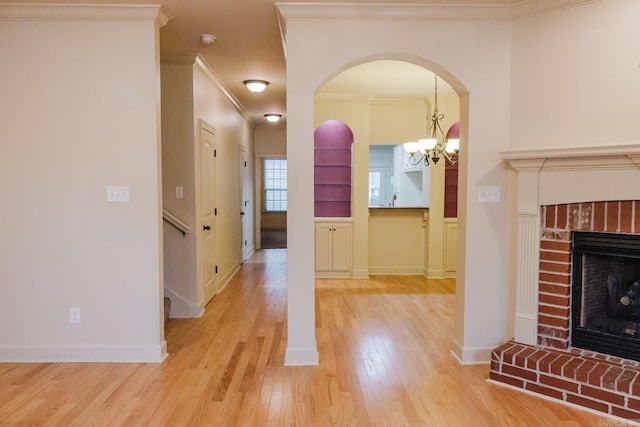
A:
<box><xmin>314</xmin><ymin>59</ymin><xmax>462</xmax><ymax>280</ymax></box>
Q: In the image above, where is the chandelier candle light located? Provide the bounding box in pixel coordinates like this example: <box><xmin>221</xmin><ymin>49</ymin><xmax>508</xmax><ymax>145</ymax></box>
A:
<box><xmin>403</xmin><ymin>75</ymin><xmax>459</xmax><ymax>165</ymax></box>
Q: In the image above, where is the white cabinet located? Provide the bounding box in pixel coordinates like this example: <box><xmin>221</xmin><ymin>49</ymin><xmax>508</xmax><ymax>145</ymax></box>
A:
<box><xmin>315</xmin><ymin>219</ymin><xmax>353</xmax><ymax>277</ymax></box>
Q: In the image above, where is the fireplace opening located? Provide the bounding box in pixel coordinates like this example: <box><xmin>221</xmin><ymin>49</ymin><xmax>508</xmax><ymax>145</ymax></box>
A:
<box><xmin>572</xmin><ymin>232</ymin><xmax>640</xmax><ymax>361</ymax></box>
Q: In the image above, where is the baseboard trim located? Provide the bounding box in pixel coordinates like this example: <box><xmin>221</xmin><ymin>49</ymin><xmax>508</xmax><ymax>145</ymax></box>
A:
<box><xmin>451</xmin><ymin>339</ymin><xmax>493</xmax><ymax>365</ymax></box>
<box><xmin>243</xmin><ymin>245</ymin><xmax>256</xmax><ymax>262</ymax></box>
<box><xmin>218</xmin><ymin>261</ymin><xmax>242</xmax><ymax>293</ymax></box>
<box><xmin>368</xmin><ymin>266</ymin><xmax>424</xmax><ymax>275</ymax></box>
<box><xmin>426</xmin><ymin>268</ymin><xmax>445</xmax><ymax>279</ymax></box>
<box><xmin>164</xmin><ymin>285</ymin><xmax>200</xmax><ymax>318</ymax></box>
<box><xmin>284</xmin><ymin>347</ymin><xmax>319</xmax><ymax>366</ymax></box>
<box><xmin>0</xmin><ymin>342</ymin><xmax>168</xmax><ymax>363</ymax></box>
<box><xmin>351</xmin><ymin>269</ymin><xmax>369</xmax><ymax>279</ymax></box>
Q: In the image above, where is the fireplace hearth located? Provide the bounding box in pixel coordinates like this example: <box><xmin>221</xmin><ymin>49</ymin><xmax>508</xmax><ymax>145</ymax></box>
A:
<box><xmin>572</xmin><ymin>232</ymin><xmax>640</xmax><ymax>361</ymax></box>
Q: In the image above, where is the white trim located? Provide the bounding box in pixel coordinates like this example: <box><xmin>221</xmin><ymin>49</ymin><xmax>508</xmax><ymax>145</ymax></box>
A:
<box><xmin>351</xmin><ymin>269</ymin><xmax>370</xmax><ymax>279</ymax></box>
<box><xmin>217</xmin><ymin>261</ymin><xmax>242</xmax><ymax>294</ymax></box>
<box><xmin>276</xmin><ymin>2</ymin><xmax>512</xmax><ymax>22</ymax></box>
<box><xmin>194</xmin><ymin>56</ymin><xmax>253</xmax><ymax>126</ymax></box>
<box><xmin>500</xmin><ymin>142</ymin><xmax>640</xmax><ymax>162</ymax></box>
<box><xmin>487</xmin><ymin>379</ymin><xmax>637</xmax><ymax>425</ymax></box>
<box><xmin>368</xmin><ymin>267</ymin><xmax>424</xmax><ymax>275</ymax></box>
<box><xmin>284</xmin><ymin>347</ymin><xmax>319</xmax><ymax>366</ymax></box>
<box><xmin>514</xmin><ymin>314</ymin><xmax>538</xmax><ymax>346</ymax></box>
<box><xmin>511</xmin><ymin>0</ymin><xmax>601</xmax><ymax>21</ymax></box>
<box><xmin>426</xmin><ymin>268</ymin><xmax>445</xmax><ymax>279</ymax></box>
<box><xmin>164</xmin><ymin>286</ymin><xmax>202</xmax><ymax>319</ymax></box>
<box><xmin>451</xmin><ymin>339</ymin><xmax>493</xmax><ymax>364</ymax></box>
<box><xmin>161</xmin><ymin>54</ymin><xmax>253</xmax><ymax>127</ymax></box>
<box><xmin>0</xmin><ymin>342</ymin><xmax>168</xmax><ymax>363</ymax></box>
<box><xmin>0</xmin><ymin>3</ymin><xmax>170</xmax><ymax>25</ymax></box>
<box><xmin>275</xmin><ymin>1</ymin><xmax>596</xmax><ymax>22</ymax></box>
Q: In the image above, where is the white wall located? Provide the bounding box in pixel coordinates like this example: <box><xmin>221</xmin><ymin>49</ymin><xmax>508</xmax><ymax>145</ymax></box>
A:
<box><xmin>161</xmin><ymin>58</ymin><xmax>198</xmax><ymax>318</ymax></box>
<box><xmin>280</xmin><ymin>4</ymin><xmax>512</xmax><ymax>364</ymax></box>
<box><xmin>193</xmin><ymin>60</ymin><xmax>253</xmax><ymax>292</ymax></box>
<box><xmin>0</xmin><ymin>5</ymin><xmax>168</xmax><ymax>362</ymax></box>
<box><xmin>510</xmin><ymin>0</ymin><xmax>640</xmax><ymax>150</ymax></box>
<box><xmin>161</xmin><ymin>55</ymin><xmax>254</xmax><ymax>317</ymax></box>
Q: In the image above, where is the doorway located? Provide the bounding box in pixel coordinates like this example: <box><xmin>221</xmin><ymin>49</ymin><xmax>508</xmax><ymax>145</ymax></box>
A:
<box><xmin>260</xmin><ymin>158</ymin><xmax>287</xmax><ymax>249</ymax></box>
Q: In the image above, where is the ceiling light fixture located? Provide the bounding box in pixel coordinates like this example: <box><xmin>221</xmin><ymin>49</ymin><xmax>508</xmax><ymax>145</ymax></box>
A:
<box><xmin>403</xmin><ymin>75</ymin><xmax>459</xmax><ymax>165</ymax></box>
<box><xmin>200</xmin><ymin>34</ymin><xmax>216</xmax><ymax>45</ymax></box>
<box><xmin>243</xmin><ymin>80</ymin><xmax>269</xmax><ymax>93</ymax></box>
<box><xmin>264</xmin><ymin>114</ymin><xmax>282</xmax><ymax>123</ymax></box>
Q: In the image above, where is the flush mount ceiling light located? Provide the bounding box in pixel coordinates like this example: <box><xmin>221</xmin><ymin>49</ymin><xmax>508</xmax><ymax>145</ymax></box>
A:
<box><xmin>243</xmin><ymin>80</ymin><xmax>269</xmax><ymax>93</ymax></box>
<box><xmin>264</xmin><ymin>114</ymin><xmax>282</xmax><ymax>123</ymax></box>
<box><xmin>200</xmin><ymin>34</ymin><xmax>216</xmax><ymax>44</ymax></box>
<box><xmin>403</xmin><ymin>75</ymin><xmax>459</xmax><ymax>166</ymax></box>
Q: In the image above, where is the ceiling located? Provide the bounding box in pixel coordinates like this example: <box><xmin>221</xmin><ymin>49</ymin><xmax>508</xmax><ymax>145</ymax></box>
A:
<box><xmin>3</xmin><ymin>0</ymin><xmax>525</xmax><ymax>126</ymax></box>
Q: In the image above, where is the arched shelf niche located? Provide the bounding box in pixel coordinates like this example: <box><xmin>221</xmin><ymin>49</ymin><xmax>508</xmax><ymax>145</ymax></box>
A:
<box><xmin>314</xmin><ymin>120</ymin><xmax>354</xmax><ymax>217</ymax></box>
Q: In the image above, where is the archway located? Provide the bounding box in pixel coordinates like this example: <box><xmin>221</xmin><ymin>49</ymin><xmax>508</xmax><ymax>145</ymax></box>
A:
<box><xmin>314</xmin><ymin>59</ymin><xmax>462</xmax><ymax>279</ymax></box>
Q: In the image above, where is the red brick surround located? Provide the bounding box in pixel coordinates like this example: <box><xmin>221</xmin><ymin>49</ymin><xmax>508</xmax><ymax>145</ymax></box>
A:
<box><xmin>539</xmin><ymin>201</ymin><xmax>640</xmax><ymax>351</ymax></box>
<box><xmin>491</xmin><ymin>200</ymin><xmax>640</xmax><ymax>420</ymax></box>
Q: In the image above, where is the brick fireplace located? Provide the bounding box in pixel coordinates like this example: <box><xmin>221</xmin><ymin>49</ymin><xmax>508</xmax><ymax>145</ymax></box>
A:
<box><xmin>492</xmin><ymin>201</ymin><xmax>640</xmax><ymax>419</ymax></box>
<box><xmin>494</xmin><ymin>145</ymin><xmax>640</xmax><ymax>421</ymax></box>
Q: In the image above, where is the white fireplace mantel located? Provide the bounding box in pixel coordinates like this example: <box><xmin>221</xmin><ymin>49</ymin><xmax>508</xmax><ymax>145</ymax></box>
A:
<box><xmin>499</xmin><ymin>143</ymin><xmax>640</xmax><ymax>346</ymax></box>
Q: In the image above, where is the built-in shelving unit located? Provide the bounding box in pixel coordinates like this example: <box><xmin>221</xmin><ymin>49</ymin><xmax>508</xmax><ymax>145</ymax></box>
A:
<box><xmin>314</xmin><ymin>120</ymin><xmax>353</xmax><ymax>217</ymax></box>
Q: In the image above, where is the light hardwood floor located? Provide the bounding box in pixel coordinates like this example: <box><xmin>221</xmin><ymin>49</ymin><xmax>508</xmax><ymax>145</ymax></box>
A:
<box><xmin>0</xmin><ymin>249</ymin><xmax>606</xmax><ymax>426</ymax></box>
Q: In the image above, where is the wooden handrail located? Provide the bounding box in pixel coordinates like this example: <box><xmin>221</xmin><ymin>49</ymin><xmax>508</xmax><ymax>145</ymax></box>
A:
<box><xmin>163</xmin><ymin>209</ymin><xmax>191</xmax><ymax>236</ymax></box>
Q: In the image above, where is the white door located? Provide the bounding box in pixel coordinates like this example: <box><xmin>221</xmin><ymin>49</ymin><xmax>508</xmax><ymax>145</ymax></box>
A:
<box><xmin>201</xmin><ymin>125</ymin><xmax>217</xmax><ymax>305</ymax></box>
<box><xmin>239</xmin><ymin>148</ymin><xmax>251</xmax><ymax>261</ymax></box>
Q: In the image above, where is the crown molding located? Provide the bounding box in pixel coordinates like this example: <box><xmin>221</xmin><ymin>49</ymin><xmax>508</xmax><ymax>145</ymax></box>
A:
<box><xmin>276</xmin><ymin>2</ymin><xmax>511</xmax><ymax>22</ymax></box>
<box><xmin>193</xmin><ymin>55</ymin><xmax>254</xmax><ymax>127</ymax></box>
<box><xmin>0</xmin><ymin>3</ymin><xmax>170</xmax><ymax>25</ymax></box>
<box><xmin>511</xmin><ymin>0</ymin><xmax>600</xmax><ymax>20</ymax></box>
<box><xmin>160</xmin><ymin>53</ymin><xmax>254</xmax><ymax>126</ymax></box>
<box><xmin>276</xmin><ymin>1</ymin><xmax>599</xmax><ymax>22</ymax></box>
<box><xmin>500</xmin><ymin>143</ymin><xmax>640</xmax><ymax>172</ymax></box>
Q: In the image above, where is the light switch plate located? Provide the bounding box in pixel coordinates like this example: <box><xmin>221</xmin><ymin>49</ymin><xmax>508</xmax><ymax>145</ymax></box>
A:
<box><xmin>175</xmin><ymin>186</ymin><xmax>184</xmax><ymax>199</ymax></box>
<box><xmin>478</xmin><ymin>186</ymin><xmax>501</xmax><ymax>203</ymax></box>
<box><xmin>107</xmin><ymin>186</ymin><xmax>130</xmax><ymax>203</ymax></box>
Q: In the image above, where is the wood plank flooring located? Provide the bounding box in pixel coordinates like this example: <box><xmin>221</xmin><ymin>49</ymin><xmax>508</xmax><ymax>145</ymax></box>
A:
<box><xmin>0</xmin><ymin>249</ymin><xmax>607</xmax><ymax>426</ymax></box>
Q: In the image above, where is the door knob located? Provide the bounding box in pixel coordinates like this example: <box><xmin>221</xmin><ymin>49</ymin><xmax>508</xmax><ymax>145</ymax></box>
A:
<box><xmin>203</xmin><ymin>225</ymin><xmax>211</xmax><ymax>231</ymax></box>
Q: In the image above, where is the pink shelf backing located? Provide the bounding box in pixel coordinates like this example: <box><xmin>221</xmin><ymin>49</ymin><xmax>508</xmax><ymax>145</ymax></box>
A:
<box><xmin>314</xmin><ymin>165</ymin><xmax>351</xmax><ymax>184</ymax></box>
<box><xmin>314</xmin><ymin>184</ymin><xmax>351</xmax><ymax>201</ymax></box>
<box><xmin>314</xmin><ymin>120</ymin><xmax>353</xmax><ymax>218</ymax></box>
<box><xmin>314</xmin><ymin>148</ymin><xmax>351</xmax><ymax>166</ymax></box>
<box><xmin>314</xmin><ymin>201</ymin><xmax>350</xmax><ymax>217</ymax></box>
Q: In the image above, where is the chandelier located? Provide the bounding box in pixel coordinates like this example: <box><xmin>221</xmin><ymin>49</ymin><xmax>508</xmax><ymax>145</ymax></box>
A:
<box><xmin>403</xmin><ymin>75</ymin><xmax>459</xmax><ymax>165</ymax></box>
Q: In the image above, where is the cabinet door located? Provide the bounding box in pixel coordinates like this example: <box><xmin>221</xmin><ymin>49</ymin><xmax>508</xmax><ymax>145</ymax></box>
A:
<box><xmin>314</xmin><ymin>222</ymin><xmax>333</xmax><ymax>271</ymax></box>
<box><xmin>444</xmin><ymin>220</ymin><xmax>457</xmax><ymax>274</ymax></box>
<box><xmin>331</xmin><ymin>223</ymin><xmax>352</xmax><ymax>272</ymax></box>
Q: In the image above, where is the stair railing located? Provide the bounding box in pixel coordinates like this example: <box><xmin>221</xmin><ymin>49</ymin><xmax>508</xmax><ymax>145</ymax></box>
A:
<box><xmin>163</xmin><ymin>209</ymin><xmax>191</xmax><ymax>237</ymax></box>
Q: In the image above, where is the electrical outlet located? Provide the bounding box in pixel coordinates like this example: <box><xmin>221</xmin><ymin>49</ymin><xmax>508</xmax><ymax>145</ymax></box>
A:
<box><xmin>478</xmin><ymin>186</ymin><xmax>501</xmax><ymax>203</ymax></box>
<box><xmin>69</xmin><ymin>307</ymin><xmax>81</xmax><ymax>324</ymax></box>
<box><xmin>107</xmin><ymin>186</ymin><xmax>130</xmax><ymax>203</ymax></box>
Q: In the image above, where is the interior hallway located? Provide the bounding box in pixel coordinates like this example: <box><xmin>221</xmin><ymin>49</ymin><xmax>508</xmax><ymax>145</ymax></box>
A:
<box><xmin>0</xmin><ymin>249</ymin><xmax>604</xmax><ymax>425</ymax></box>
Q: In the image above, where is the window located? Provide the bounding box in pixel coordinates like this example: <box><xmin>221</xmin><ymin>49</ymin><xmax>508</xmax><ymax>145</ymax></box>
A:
<box><xmin>264</xmin><ymin>159</ymin><xmax>287</xmax><ymax>211</ymax></box>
